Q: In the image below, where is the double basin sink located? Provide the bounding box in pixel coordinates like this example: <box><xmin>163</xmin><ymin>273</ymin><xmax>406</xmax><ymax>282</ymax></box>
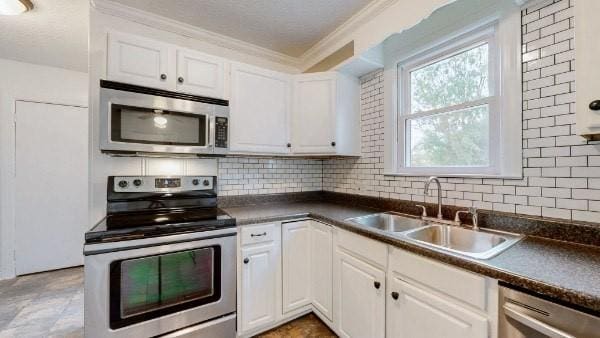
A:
<box><xmin>346</xmin><ymin>212</ymin><xmax>523</xmax><ymax>260</ymax></box>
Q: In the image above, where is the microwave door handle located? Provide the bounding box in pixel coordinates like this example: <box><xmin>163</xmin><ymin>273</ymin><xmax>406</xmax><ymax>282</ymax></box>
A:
<box><xmin>208</xmin><ymin>115</ymin><xmax>215</xmax><ymax>148</ymax></box>
<box><xmin>503</xmin><ymin>303</ymin><xmax>575</xmax><ymax>338</ymax></box>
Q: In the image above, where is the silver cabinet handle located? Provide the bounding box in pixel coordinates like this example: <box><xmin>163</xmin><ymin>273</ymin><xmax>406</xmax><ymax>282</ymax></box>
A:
<box><xmin>503</xmin><ymin>303</ymin><xmax>575</xmax><ymax>338</ymax></box>
<box><xmin>251</xmin><ymin>232</ymin><xmax>267</xmax><ymax>237</ymax></box>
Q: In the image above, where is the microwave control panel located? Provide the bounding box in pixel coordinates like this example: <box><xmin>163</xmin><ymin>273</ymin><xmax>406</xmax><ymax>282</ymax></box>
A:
<box><xmin>215</xmin><ymin>117</ymin><xmax>228</xmax><ymax>148</ymax></box>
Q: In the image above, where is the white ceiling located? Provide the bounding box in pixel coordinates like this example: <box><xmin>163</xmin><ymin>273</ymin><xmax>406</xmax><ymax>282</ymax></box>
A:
<box><xmin>0</xmin><ymin>0</ymin><xmax>88</xmax><ymax>72</ymax></box>
<box><xmin>111</xmin><ymin>0</ymin><xmax>375</xmax><ymax>57</ymax></box>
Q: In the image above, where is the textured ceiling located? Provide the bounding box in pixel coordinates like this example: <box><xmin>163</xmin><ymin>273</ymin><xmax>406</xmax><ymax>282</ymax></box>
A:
<box><xmin>111</xmin><ymin>0</ymin><xmax>375</xmax><ymax>57</ymax></box>
<box><xmin>0</xmin><ymin>0</ymin><xmax>88</xmax><ymax>72</ymax></box>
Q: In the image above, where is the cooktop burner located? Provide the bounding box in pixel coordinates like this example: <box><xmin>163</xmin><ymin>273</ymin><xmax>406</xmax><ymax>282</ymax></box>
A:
<box><xmin>85</xmin><ymin>208</ymin><xmax>235</xmax><ymax>244</ymax></box>
<box><xmin>85</xmin><ymin>176</ymin><xmax>236</xmax><ymax>244</ymax></box>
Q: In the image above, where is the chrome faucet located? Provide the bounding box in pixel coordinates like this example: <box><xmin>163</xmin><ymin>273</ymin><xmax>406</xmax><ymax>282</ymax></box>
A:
<box><xmin>424</xmin><ymin>176</ymin><xmax>443</xmax><ymax>219</ymax></box>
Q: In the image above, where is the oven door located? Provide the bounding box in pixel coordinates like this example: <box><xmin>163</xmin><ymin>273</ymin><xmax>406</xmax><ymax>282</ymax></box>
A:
<box><xmin>84</xmin><ymin>228</ymin><xmax>236</xmax><ymax>338</ymax></box>
<box><xmin>100</xmin><ymin>87</ymin><xmax>215</xmax><ymax>154</ymax></box>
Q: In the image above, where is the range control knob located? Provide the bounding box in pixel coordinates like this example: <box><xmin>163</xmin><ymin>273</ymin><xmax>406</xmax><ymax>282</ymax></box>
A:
<box><xmin>203</xmin><ymin>179</ymin><xmax>211</xmax><ymax>186</ymax></box>
<box><xmin>118</xmin><ymin>180</ymin><xmax>128</xmax><ymax>188</ymax></box>
<box><xmin>133</xmin><ymin>179</ymin><xmax>142</xmax><ymax>187</ymax></box>
<box><xmin>192</xmin><ymin>179</ymin><xmax>200</xmax><ymax>186</ymax></box>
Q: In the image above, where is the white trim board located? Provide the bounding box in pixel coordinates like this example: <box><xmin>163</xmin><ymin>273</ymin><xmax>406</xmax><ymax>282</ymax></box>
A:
<box><xmin>91</xmin><ymin>0</ymin><xmax>301</xmax><ymax>71</ymax></box>
<box><xmin>90</xmin><ymin>0</ymin><xmax>463</xmax><ymax>75</ymax></box>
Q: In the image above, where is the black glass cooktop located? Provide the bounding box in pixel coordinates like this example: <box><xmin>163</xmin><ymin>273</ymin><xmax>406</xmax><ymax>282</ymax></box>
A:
<box><xmin>85</xmin><ymin>207</ymin><xmax>235</xmax><ymax>244</ymax></box>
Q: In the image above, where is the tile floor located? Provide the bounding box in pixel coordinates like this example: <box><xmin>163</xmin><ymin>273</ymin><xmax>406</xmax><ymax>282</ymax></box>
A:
<box><xmin>0</xmin><ymin>267</ymin><xmax>83</xmax><ymax>338</ymax></box>
<box><xmin>256</xmin><ymin>313</ymin><xmax>337</xmax><ymax>338</ymax></box>
<box><xmin>0</xmin><ymin>267</ymin><xmax>336</xmax><ymax>338</ymax></box>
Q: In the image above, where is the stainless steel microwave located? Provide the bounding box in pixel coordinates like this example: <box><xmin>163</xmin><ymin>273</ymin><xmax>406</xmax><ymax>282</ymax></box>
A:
<box><xmin>99</xmin><ymin>80</ymin><xmax>229</xmax><ymax>155</ymax></box>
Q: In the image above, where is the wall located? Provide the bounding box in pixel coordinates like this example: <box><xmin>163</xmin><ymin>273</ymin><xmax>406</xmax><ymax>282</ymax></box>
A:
<box><xmin>324</xmin><ymin>0</ymin><xmax>600</xmax><ymax>224</ymax></box>
<box><xmin>0</xmin><ymin>59</ymin><xmax>88</xmax><ymax>279</ymax></box>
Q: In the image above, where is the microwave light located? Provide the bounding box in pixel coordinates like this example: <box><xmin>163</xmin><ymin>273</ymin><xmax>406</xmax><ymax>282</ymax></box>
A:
<box><xmin>153</xmin><ymin>116</ymin><xmax>168</xmax><ymax>129</ymax></box>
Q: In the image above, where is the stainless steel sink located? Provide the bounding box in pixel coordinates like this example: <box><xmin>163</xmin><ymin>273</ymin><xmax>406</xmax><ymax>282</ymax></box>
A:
<box><xmin>403</xmin><ymin>223</ymin><xmax>523</xmax><ymax>259</ymax></box>
<box><xmin>346</xmin><ymin>212</ymin><xmax>427</xmax><ymax>233</ymax></box>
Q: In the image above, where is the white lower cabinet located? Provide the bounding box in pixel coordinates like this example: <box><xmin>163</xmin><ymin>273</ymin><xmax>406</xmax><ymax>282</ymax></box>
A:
<box><xmin>239</xmin><ymin>222</ymin><xmax>496</xmax><ymax>338</ymax></box>
<box><xmin>282</xmin><ymin>221</ymin><xmax>312</xmax><ymax>313</ymax></box>
<box><xmin>240</xmin><ymin>244</ymin><xmax>278</xmax><ymax>332</ymax></box>
<box><xmin>310</xmin><ymin>221</ymin><xmax>333</xmax><ymax>321</ymax></box>
<box><xmin>335</xmin><ymin>249</ymin><xmax>385</xmax><ymax>338</ymax></box>
<box><xmin>387</xmin><ymin>276</ymin><xmax>488</xmax><ymax>338</ymax></box>
<box><xmin>239</xmin><ymin>223</ymin><xmax>281</xmax><ymax>334</ymax></box>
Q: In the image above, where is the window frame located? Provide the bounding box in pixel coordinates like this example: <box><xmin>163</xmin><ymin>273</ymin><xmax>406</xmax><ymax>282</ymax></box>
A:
<box><xmin>396</xmin><ymin>25</ymin><xmax>501</xmax><ymax>176</ymax></box>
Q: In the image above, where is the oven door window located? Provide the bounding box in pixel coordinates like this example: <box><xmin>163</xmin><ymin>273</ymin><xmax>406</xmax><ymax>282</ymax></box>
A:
<box><xmin>111</xmin><ymin>104</ymin><xmax>207</xmax><ymax>146</ymax></box>
<box><xmin>109</xmin><ymin>246</ymin><xmax>221</xmax><ymax>329</ymax></box>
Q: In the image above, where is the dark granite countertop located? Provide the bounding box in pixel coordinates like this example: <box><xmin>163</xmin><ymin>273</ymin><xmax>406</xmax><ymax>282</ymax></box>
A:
<box><xmin>223</xmin><ymin>200</ymin><xmax>600</xmax><ymax>314</ymax></box>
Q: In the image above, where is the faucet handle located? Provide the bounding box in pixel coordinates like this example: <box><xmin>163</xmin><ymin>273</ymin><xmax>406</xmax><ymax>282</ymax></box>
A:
<box><xmin>469</xmin><ymin>207</ymin><xmax>479</xmax><ymax>230</ymax></box>
<box><xmin>454</xmin><ymin>210</ymin><xmax>469</xmax><ymax>224</ymax></box>
<box><xmin>415</xmin><ymin>205</ymin><xmax>427</xmax><ymax>218</ymax></box>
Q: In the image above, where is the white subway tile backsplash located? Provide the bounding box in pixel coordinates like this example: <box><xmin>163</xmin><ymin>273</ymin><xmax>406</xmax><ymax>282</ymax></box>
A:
<box><xmin>218</xmin><ymin>0</ymin><xmax>598</xmax><ymax>224</ymax></box>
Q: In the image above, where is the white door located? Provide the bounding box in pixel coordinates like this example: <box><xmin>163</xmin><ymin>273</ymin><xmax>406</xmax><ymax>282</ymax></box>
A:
<box><xmin>336</xmin><ymin>250</ymin><xmax>385</xmax><ymax>338</ymax></box>
<box><xmin>292</xmin><ymin>73</ymin><xmax>336</xmax><ymax>154</ymax></box>
<box><xmin>241</xmin><ymin>243</ymin><xmax>278</xmax><ymax>332</ymax></box>
<box><xmin>387</xmin><ymin>276</ymin><xmax>488</xmax><ymax>338</ymax></box>
<box><xmin>230</xmin><ymin>62</ymin><xmax>291</xmax><ymax>154</ymax></box>
<box><xmin>311</xmin><ymin>221</ymin><xmax>333</xmax><ymax>320</ymax></box>
<box><xmin>282</xmin><ymin>221</ymin><xmax>312</xmax><ymax>313</ymax></box>
<box><xmin>176</xmin><ymin>49</ymin><xmax>226</xmax><ymax>98</ymax></box>
<box><xmin>15</xmin><ymin>101</ymin><xmax>88</xmax><ymax>275</ymax></box>
<box><xmin>107</xmin><ymin>32</ymin><xmax>172</xmax><ymax>90</ymax></box>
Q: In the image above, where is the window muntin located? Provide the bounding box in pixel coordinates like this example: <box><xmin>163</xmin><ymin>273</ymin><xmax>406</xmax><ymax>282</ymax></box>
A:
<box><xmin>406</xmin><ymin>104</ymin><xmax>490</xmax><ymax>167</ymax></box>
<box><xmin>397</xmin><ymin>31</ymin><xmax>498</xmax><ymax>175</ymax></box>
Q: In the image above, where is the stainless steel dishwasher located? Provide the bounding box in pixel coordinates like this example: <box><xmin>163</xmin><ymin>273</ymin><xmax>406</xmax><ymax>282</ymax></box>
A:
<box><xmin>499</xmin><ymin>285</ymin><xmax>600</xmax><ymax>338</ymax></box>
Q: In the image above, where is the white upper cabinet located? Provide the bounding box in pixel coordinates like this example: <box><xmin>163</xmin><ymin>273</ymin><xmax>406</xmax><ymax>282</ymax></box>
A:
<box><xmin>107</xmin><ymin>32</ymin><xmax>227</xmax><ymax>99</ymax></box>
<box><xmin>176</xmin><ymin>49</ymin><xmax>226</xmax><ymax>98</ymax></box>
<box><xmin>106</xmin><ymin>32</ymin><xmax>361</xmax><ymax>156</ymax></box>
<box><xmin>107</xmin><ymin>32</ymin><xmax>172</xmax><ymax>90</ymax></box>
<box><xmin>292</xmin><ymin>72</ymin><xmax>360</xmax><ymax>156</ymax></box>
<box><xmin>230</xmin><ymin>62</ymin><xmax>291</xmax><ymax>154</ymax></box>
<box><xmin>281</xmin><ymin>221</ymin><xmax>312</xmax><ymax>313</ymax></box>
<box><xmin>292</xmin><ymin>73</ymin><xmax>336</xmax><ymax>154</ymax></box>
<box><xmin>575</xmin><ymin>0</ymin><xmax>600</xmax><ymax>139</ymax></box>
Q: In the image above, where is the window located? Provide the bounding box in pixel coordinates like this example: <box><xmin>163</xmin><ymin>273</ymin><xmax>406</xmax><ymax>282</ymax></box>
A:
<box><xmin>397</xmin><ymin>28</ymin><xmax>501</xmax><ymax>176</ymax></box>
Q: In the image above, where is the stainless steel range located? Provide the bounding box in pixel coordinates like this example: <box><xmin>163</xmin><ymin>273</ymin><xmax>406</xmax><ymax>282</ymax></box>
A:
<box><xmin>84</xmin><ymin>176</ymin><xmax>236</xmax><ymax>338</ymax></box>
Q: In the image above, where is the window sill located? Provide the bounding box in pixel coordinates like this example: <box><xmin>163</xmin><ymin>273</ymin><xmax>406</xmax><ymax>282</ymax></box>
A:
<box><xmin>382</xmin><ymin>172</ymin><xmax>523</xmax><ymax>179</ymax></box>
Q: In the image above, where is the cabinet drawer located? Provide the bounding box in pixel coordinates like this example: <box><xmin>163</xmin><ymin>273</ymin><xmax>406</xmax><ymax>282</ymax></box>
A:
<box><xmin>241</xmin><ymin>223</ymin><xmax>278</xmax><ymax>246</ymax></box>
<box><xmin>389</xmin><ymin>248</ymin><xmax>487</xmax><ymax>311</ymax></box>
<box><xmin>336</xmin><ymin>227</ymin><xmax>387</xmax><ymax>268</ymax></box>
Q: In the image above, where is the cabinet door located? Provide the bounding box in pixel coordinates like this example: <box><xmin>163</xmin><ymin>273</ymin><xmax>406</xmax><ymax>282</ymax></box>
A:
<box><xmin>387</xmin><ymin>276</ymin><xmax>488</xmax><ymax>338</ymax></box>
<box><xmin>176</xmin><ymin>49</ymin><xmax>225</xmax><ymax>99</ymax></box>
<box><xmin>336</xmin><ymin>250</ymin><xmax>385</xmax><ymax>338</ymax></box>
<box><xmin>311</xmin><ymin>221</ymin><xmax>333</xmax><ymax>320</ymax></box>
<box><xmin>107</xmin><ymin>32</ymin><xmax>172</xmax><ymax>90</ymax></box>
<box><xmin>230</xmin><ymin>63</ymin><xmax>291</xmax><ymax>154</ymax></box>
<box><xmin>282</xmin><ymin>221</ymin><xmax>312</xmax><ymax>313</ymax></box>
<box><xmin>292</xmin><ymin>73</ymin><xmax>337</xmax><ymax>154</ymax></box>
<box><xmin>240</xmin><ymin>243</ymin><xmax>278</xmax><ymax>332</ymax></box>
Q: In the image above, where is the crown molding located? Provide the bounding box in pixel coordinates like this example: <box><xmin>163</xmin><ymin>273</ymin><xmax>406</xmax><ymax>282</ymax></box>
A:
<box><xmin>91</xmin><ymin>0</ymin><xmax>301</xmax><ymax>70</ymax></box>
<box><xmin>298</xmin><ymin>0</ymin><xmax>399</xmax><ymax>71</ymax></box>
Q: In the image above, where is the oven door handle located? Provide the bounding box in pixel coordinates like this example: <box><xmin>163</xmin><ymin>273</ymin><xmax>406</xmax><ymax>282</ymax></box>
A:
<box><xmin>503</xmin><ymin>303</ymin><xmax>575</xmax><ymax>338</ymax></box>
